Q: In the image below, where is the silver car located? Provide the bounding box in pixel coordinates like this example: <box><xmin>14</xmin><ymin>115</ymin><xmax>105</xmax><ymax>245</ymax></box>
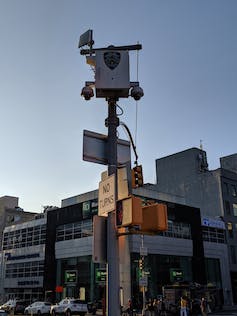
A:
<box><xmin>50</xmin><ymin>299</ymin><xmax>87</xmax><ymax>316</ymax></box>
<box><xmin>24</xmin><ymin>302</ymin><xmax>52</xmax><ymax>315</ymax></box>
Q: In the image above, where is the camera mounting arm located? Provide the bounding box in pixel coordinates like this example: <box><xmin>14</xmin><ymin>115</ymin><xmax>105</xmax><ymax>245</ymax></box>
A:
<box><xmin>80</xmin><ymin>44</ymin><xmax>142</xmax><ymax>56</ymax></box>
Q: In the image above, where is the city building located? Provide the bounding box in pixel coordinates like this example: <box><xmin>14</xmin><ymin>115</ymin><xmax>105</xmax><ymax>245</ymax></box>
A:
<box><xmin>0</xmin><ymin>196</ymin><xmax>37</xmax><ymax>246</ymax></box>
<box><xmin>155</xmin><ymin>147</ymin><xmax>237</xmax><ymax>303</ymax></box>
<box><xmin>0</xmin><ymin>214</ymin><xmax>46</xmax><ymax>302</ymax></box>
<box><xmin>0</xmin><ymin>196</ymin><xmax>38</xmax><ymax>302</ymax></box>
<box><xmin>1</xmin><ymin>148</ymin><xmax>236</xmax><ymax>308</ymax></box>
<box><xmin>1</xmin><ymin>187</ymin><xmax>231</xmax><ymax>308</ymax></box>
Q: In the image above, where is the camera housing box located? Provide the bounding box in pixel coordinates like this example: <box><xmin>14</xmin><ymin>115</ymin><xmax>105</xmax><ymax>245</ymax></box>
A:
<box><xmin>95</xmin><ymin>50</ymin><xmax>130</xmax><ymax>98</ymax></box>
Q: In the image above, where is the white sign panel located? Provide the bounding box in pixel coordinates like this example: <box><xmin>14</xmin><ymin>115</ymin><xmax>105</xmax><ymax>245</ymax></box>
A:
<box><xmin>140</xmin><ymin>247</ymin><xmax>148</xmax><ymax>256</ymax></box>
<box><xmin>98</xmin><ymin>174</ymin><xmax>115</xmax><ymax>216</ymax></box>
<box><xmin>139</xmin><ymin>276</ymin><xmax>148</xmax><ymax>287</ymax></box>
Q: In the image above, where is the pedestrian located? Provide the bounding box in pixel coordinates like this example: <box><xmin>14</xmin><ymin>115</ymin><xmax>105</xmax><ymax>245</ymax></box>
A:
<box><xmin>160</xmin><ymin>298</ymin><xmax>166</xmax><ymax>316</ymax></box>
<box><xmin>147</xmin><ymin>298</ymin><xmax>154</xmax><ymax>316</ymax></box>
<box><xmin>125</xmin><ymin>299</ymin><xmax>133</xmax><ymax>316</ymax></box>
<box><xmin>200</xmin><ymin>298</ymin><xmax>208</xmax><ymax>316</ymax></box>
<box><xmin>153</xmin><ymin>298</ymin><xmax>160</xmax><ymax>316</ymax></box>
<box><xmin>180</xmin><ymin>296</ymin><xmax>188</xmax><ymax>316</ymax></box>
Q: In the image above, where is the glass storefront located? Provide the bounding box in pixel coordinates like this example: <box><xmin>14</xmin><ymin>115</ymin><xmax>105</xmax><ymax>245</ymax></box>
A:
<box><xmin>55</xmin><ymin>256</ymin><xmax>106</xmax><ymax>303</ymax></box>
<box><xmin>131</xmin><ymin>253</ymin><xmax>221</xmax><ymax>308</ymax></box>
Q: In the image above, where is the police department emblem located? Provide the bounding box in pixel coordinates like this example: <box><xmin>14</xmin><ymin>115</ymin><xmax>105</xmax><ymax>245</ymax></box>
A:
<box><xmin>104</xmin><ymin>52</ymin><xmax>120</xmax><ymax>70</ymax></box>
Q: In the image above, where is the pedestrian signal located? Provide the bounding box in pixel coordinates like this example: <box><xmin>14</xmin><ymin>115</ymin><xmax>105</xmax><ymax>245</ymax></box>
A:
<box><xmin>131</xmin><ymin>165</ymin><xmax>143</xmax><ymax>188</ymax></box>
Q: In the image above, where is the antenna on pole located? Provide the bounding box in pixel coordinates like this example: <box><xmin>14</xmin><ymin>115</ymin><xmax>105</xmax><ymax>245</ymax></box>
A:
<box><xmin>78</xmin><ymin>29</ymin><xmax>94</xmax><ymax>53</ymax></box>
<box><xmin>200</xmin><ymin>139</ymin><xmax>203</xmax><ymax>150</ymax></box>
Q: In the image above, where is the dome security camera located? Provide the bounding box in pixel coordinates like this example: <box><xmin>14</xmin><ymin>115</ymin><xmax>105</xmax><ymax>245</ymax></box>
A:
<box><xmin>131</xmin><ymin>86</ymin><xmax>144</xmax><ymax>101</ymax></box>
<box><xmin>81</xmin><ymin>86</ymin><xmax>94</xmax><ymax>100</ymax></box>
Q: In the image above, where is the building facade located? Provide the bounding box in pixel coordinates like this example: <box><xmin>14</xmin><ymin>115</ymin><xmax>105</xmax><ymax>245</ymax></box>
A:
<box><xmin>155</xmin><ymin>148</ymin><xmax>237</xmax><ymax>303</ymax></box>
<box><xmin>0</xmin><ymin>187</ymin><xmax>233</xmax><ymax>307</ymax></box>
<box><xmin>0</xmin><ymin>196</ymin><xmax>38</xmax><ymax>302</ymax></box>
<box><xmin>0</xmin><ymin>215</ymin><xmax>46</xmax><ymax>302</ymax></box>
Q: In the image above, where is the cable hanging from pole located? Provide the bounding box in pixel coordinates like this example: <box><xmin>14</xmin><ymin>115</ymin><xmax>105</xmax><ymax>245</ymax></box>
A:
<box><xmin>135</xmin><ymin>43</ymin><xmax>140</xmax><ymax>147</ymax></box>
<box><xmin>120</xmin><ymin>121</ymin><xmax>138</xmax><ymax>166</ymax></box>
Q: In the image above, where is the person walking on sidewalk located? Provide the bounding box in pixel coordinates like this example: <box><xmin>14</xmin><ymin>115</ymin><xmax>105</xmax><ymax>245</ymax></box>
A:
<box><xmin>180</xmin><ymin>296</ymin><xmax>188</xmax><ymax>316</ymax></box>
<box><xmin>200</xmin><ymin>297</ymin><xmax>208</xmax><ymax>316</ymax></box>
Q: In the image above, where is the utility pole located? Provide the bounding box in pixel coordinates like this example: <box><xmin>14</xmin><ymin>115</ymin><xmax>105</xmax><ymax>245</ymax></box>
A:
<box><xmin>106</xmin><ymin>98</ymin><xmax>120</xmax><ymax>316</ymax></box>
<box><xmin>79</xmin><ymin>30</ymin><xmax>144</xmax><ymax>316</ymax></box>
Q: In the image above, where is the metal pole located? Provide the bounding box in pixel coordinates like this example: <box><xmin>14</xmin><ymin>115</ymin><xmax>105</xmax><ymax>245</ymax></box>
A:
<box><xmin>141</xmin><ymin>236</ymin><xmax>146</xmax><ymax>316</ymax></box>
<box><xmin>106</xmin><ymin>98</ymin><xmax>120</xmax><ymax>316</ymax></box>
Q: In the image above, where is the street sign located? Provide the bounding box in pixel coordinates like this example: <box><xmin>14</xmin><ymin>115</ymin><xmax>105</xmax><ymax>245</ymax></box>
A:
<box><xmin>139</xmin><ymin>276</ymin><xmax>148</xmax><ymax>287</ymax></box>
<box><xmin>98</xmin><ymin>174</ymin><xmax>116</xmax><ymax>216</ymax></box>
<box><xmin>140</xmin><ymin>247</ymin><xmax>148</xmax><ymax>256</ymax></box>
<box><xmin>83</xmin><ymin>130</ymin><xmax>131</xmax><ymax>166</ymax></box>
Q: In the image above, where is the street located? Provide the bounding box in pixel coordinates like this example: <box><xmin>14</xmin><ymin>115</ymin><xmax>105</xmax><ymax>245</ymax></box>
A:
<box><xmin>211</xmin><ymin>312</ymin><xmax>237</xmax><ymax>316</ymax></box>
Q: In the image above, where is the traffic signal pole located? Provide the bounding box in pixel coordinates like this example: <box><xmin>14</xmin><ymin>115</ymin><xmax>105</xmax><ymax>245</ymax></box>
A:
<box><xmin>106</xmin><ymin>98</ymin><xmax>120</xmax><ymax>316</ymax></box>
<box><xmin>79</xmin><ymin>31</ymin><xmax>144</xmax><ymax>316</ymax></box>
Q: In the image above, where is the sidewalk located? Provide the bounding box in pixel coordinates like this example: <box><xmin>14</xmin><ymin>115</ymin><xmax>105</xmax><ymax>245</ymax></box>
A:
<box><xmin>221</xmin><ymin>304</ymin><xmax>237</xmax><ymax>311</ymax></box>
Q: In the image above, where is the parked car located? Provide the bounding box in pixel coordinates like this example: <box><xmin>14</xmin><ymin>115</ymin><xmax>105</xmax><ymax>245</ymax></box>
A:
<box><xmin>0</xmin><ymin>310</ymin><xmax>9</xmax><ymax>316</ymax></box>
<box><xmin>14</xmin><ymin>300</ymin><xmax>30</xmax><ymax>314</ymax></box>
<box><xmin>50</xmin><ymin>298</ymin><xmax>87</xmax><ymax>316</ymax></box>
<box><xmin>0</xmin><ymin>299</ymin><xmax>16</xmax><ymax>312</ymax></box>
<box><xmin>24</xmin><ymin>301</ymin><xmax>52</xmax><ymax>315</ymax></box>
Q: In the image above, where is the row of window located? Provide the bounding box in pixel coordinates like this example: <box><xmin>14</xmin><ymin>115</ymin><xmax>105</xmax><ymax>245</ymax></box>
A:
<box><xmin>3</xmin><ymin>220</ymin><xmax>226</xmax><ymax>250</ymax></box>
<box><xmin>56</xmin><ymin>221</ymin><xmax>226</xmax><ymax>244</ymax></box>
<box><xmin>161</xmin><ymin>222</ymin><xmax>191</xmax><ymax>239</ymax></box>
<box><xmin>5</xmin><ymin>260</ymin><xmax>44</xmax><ymax>279</ymax></box>
<box><xmin>56</xmin><ymin>220</ymin><xmax>92</xmax><ymax>242</ymax></box>
<box><xmin>3</xmin><ymin>225</ymin><xmax>46</xmax><ymax>250</ymax></box>
<box><xmin>202</xmin><ymin>227</ymin><xmax>226</xmax><ymax>244</ymax></box>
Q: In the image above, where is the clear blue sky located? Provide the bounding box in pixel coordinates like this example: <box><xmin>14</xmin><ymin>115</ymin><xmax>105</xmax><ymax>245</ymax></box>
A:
<box><xmin>0</xmin><ymin>0</ymin><xmax>236</xmax><ymax>212</ymax></box>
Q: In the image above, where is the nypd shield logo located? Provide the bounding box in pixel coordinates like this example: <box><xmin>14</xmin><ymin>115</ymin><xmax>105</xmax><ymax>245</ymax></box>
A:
<box><xmin>104</xmin><ymin>52</ymin><xmax>120</xmax><ymax>70</ymax></box>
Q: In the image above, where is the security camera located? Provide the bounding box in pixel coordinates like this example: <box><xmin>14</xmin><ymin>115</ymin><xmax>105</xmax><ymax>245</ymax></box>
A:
<box><xmin>81</xmin><ymin>86</ymin><xmax>94</xmax><ymax>100</ymax></box>
<box><xmin>131</xmin><ymin>86</ymin><xmax>144</xmax><ymax>101</ymax></box>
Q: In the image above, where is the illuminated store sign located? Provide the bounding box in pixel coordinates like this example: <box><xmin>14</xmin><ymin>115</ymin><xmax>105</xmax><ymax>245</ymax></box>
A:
<box><xmin>65</xmin><ymin>270</ymin><xmax>77</xmax><ymax>284</ymax></box>
<box><xmin>170</xmin><ymin>268</ymin><xmax>183</xmax><ymax>282</ymax></box>
<box><xmin>202</xmin><ymin>217</ymin><xmax>225</xmax><ymax>229</ymax></box>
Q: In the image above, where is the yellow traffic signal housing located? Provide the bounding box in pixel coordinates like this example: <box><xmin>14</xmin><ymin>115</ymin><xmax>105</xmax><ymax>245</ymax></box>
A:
<box><xmin>140</xmin><ymin>203</ymin><xmax>168</xmax><ymax>232</ymax></box>
<box><xmin>131</xmin><ymin>165</ymin><xmax>143</xmax><ymax>188</ymax></box>
<box><xmin>139</xmin><ymin>258</ymin><xmax>144</xmax><ymax>270</ymax></box>
<box><xmin>116</xmin><ymin>195</ymin><xmax>143</xmax><ymax>227</ymax></box>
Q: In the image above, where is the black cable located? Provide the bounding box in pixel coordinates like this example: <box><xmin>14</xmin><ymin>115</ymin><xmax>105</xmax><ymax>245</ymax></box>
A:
<box><xmin>120</xmin><ymin>121</ymin><xmax>138</xmax><ymax>165</ymax></box>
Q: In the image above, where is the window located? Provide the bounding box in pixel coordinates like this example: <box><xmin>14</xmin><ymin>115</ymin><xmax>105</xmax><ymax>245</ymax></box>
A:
<box><xmin>56</xmin><ymin>220</ymin><xmax>92</xmax><ymax>242</ymax></box>
<box><xmin>202</xmin><ymin>227</ymin><xmax>226</xmax><ymax>243</ymax></box>
<box><xmin>228</xmin><ymin>222</ymin><xmax>233</xmax><ymax>238</ymax></box>
<box><xmin>5</xmin><ymin>261</ymin><xmax>44</xmax><ymax>279</ymax></box>
<box><xmin>161</xmin><ymin>222</ymin><xmax>191</xmax><ymax>239</ymax></box>
<box><xmin>230</xmin><ymin>245</ymin><xmax>237</xmax><ymax>264</ymax></box>
<box><xmin>233</xmin><ymin>203</ymin><xmax>237</xmax><ymax>216</ymax></box>
<box><xmin>223</xmin><ymin>182</ymin><xmax>229</xmax><ymax>195</ymax></box>
<box><xmin>231</xmin><ymin>185</ymin><xmax>237</xmax><ymax>197</ymax></box>
<box><xmin>225</xmin><ymin>201</ymin><xmax>231</xmax><ymax>215</ymax></box>
<box><xmin>3</xmin><ymin>224</ymin><xmax>46</xmax><ymax>250</ymax></box>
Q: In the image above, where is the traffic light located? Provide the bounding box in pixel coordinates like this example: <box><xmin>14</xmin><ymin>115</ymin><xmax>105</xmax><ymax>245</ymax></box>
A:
<box><xmin>139</xmin><ymin>257</ymin><xmax>144</xmax><ymax>270</ymax></box>
<box><xmin>140</xmin><ymin>203</ymin><xmax>168</xmax><ymax>232</ymax></box>
<box><xmin>131</xmin><ymin>165</ymin><xmax>143</xmax><ymax>188</ymax></box>
<box><xmin>116</xmin><ymin>195</ymin><xmax>143</xmax><ymax>227</ymax></box>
